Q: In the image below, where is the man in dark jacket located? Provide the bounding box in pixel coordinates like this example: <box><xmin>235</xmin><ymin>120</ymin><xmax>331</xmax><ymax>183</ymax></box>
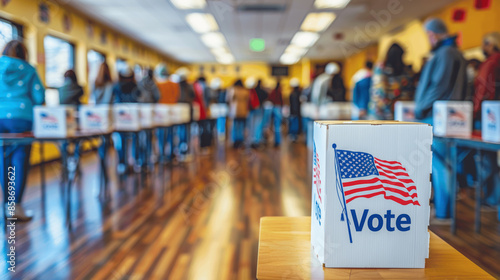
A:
<box><xmin>288</xmin><ymin>78</ymin><xmax>301</xmax><ymax>141</ymax></box>
<box><xmin>415</xmin><ymin>18</ymin><xmax>467</xmax><ymax>219</ymax></box>
<box><xmin>414</xmin><ymin>19</ymin><xmax>467</xmax><ymax>121</ymax></box>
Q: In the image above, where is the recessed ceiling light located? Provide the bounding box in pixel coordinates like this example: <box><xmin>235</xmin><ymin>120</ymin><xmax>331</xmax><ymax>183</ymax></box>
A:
<box><xmin>314</xmin><ymin>0</ymin><xmax>351</xmax><ymax>9</ymax></box>
<box><xmin>291</xmin><ymin>32</ymin><xmax>320</xmax><ymax>48</ymax></box>
<box><xmin>201</xmin><ymin>32</ymin><xmax>227</xmax><ymax>48</ymax></box>
<box><xmin>171</xmin><ymin>0</ymin><xmax>206</xmax><ymax>10</ymax></box>
<box><xmin>280</xmin><ymin>53</ymin><xmax>300</xmax><ymax>65</ymax></box>
<box><xmin>301</xmin><ymin>13</ymin><xmax>336</xmax><ymax>32</ymax></box>
<box><xmin>211</xmin><ymin>47</ymin><xmax>231</xmax><ymax>56</ymax></box>
<box><xmin>216</xmin><ymin>53</ymin><xmax>235</xmax><ymax>64</ymax></box>
<box><xmin>186</xmin><ymin>13</ymin><xmax>219</xmax><ymax>33</ymax></box>
<box><xmin>284</xmin><ymin>45</ymin><xmax>308</xmax><ymax>56</ymax></box>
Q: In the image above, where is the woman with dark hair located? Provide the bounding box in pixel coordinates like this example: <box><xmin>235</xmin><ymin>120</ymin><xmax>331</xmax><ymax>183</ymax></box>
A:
<box><xmin>369</xmin><ymin>43</ymin><xmax>415</xmax><ymax>120</ymax></box>
<box><xmin>0</xmin><ymin>40</ymin><xmax>45</xmax><ymax>221</ymax></box>
<box><xmin>92</xmin><ymin>62</ymin><xmax>114</xmax><ymax>104</ymax></box>
<box><xmin>59</xmin><ymin>69</ymin><xmax>84</xmax><ymax>105</ymax></box>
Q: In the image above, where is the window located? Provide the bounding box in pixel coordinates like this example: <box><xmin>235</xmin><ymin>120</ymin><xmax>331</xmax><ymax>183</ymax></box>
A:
<box><xmin>87</xmin><ymin>50</ymin><xmax>106</xmax><ymax>89</ymax></box>
<box><xmin>44</xmin><ymin>35</ymin><xmax>74</xmax><ymax>88</ymax></box>
<box><xmin>0</xmin><ymin>18</ymin><xmax>23</xmax><ymax>51</ymax></box>
<box><xmin>116</xmin><ymin>58</ymin><xmax>128</xmax><ymax>75</ymax></box>
<box><xmin>134</xmin><ymin>64</ymin><xmax>143</xmax><ymax>81</ymax></box>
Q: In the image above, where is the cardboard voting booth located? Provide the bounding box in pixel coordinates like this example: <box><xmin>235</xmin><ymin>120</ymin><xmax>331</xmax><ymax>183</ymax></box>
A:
<box><xmin>154</xmin><ymin>104</ymin><xmax>171</xmax><ymax>127</ymax></box>
<box><xmin>301</xmin><ymin>103</ymin><xmax>319</xmax><ymax>120</ymax></box>
<box><xmin>79</xmin><ymin>105</ymin><xmax>113</xmax><ymax>133</ymax></box>
<box><xmin>482</xmin><ymin>101</ymin><xmax>500</xmax><ymax>142</ymax></box>
<box><xmin>113</xmin><ymin>104</ymin><xmax>141</xmax><ymax>131</ymax></box>
<box><xmin>139</xmin><ymin>104</ymin><xmax>154</xmax><ymax>128</ymax></box>
<box><xmin>311</xmin><ymin>121</ymin><xmax>432</xmax><ymax>268</ymax></box>
<box><xmin>433</xmin><ymin>101</ymin><xmax>472</xmax><ymax>137</ymax></box>
<box><xmin>170</xmin><ymin>104</ymin><xmax>191</xmax><ymax>124</ymax></box>
<box><xmin>318</xmin><ymin>103</ymin><xmax>352</xmax><ymax>120</ymax></box>
<box><xmin>394</xmin><ymin>101</ymin><xmax>416</xmax><ymax>122</ymax></box>
<box><xmin>209</xmin><ymin>104</ymin><xmax>228</xmax><ymax>119</ymax></box>
<box><xmin>34</xmin><ymin>106</ymin><xmax>77</xmax><ymax>138</ymax></box>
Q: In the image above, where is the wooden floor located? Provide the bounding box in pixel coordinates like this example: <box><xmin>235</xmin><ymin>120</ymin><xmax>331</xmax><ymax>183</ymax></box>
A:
<box><xmin>1</xmin><ymin>138</ymin><xmax>499</xmax><ymax>279</ymax></box>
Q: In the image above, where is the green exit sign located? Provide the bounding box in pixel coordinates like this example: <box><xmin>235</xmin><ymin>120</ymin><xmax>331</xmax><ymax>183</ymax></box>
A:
<box><xmin>250</xmin><ymin>38</ymin><xmax>265</xmax><ymax>52</ymax></box>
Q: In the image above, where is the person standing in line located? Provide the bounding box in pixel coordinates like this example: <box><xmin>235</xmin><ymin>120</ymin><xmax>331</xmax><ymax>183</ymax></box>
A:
<box><xmin>351</xmin><ymin>61</ymin><xmax>373</xmax><ymax>120</ymax></box>
<box><xmin>193</xmin><ymin>76</ymin><xmax>212</xmax><ymax>154</ymax></box>
<box><xmin>176</xmin><ymin>68</ymin><xmax>195</xmax><ymax>161</ymax></box>
<box><xmin>328</xmin><ymin>65</ymin><xmax>346</xmax><ymax>102</ymax></box>
<box><xmin>91</xmin><ymin>62</ymin><xmax>114</xmax><ymax>104</ymax></box>
<box><xmin>138</xmin><ymin>68</ymin><xmax>160</xmax><ymax>170</ymax></box>
<box><xmin>369</xmin><ymin>43</ymin><xmax>415</xmax><ymax>120</ymax></box>
<box><xmin>58</xmin><ymin>70</ymin><xmax>84</xmax><ymax>106</ymax></box>
<box><xmin>210</xmin><ymin>78</ymin><xmax>227</xmax><ymax>140</ymax></box>
<box><xmin>0</xmin><ymin>40</ymin><xmax>45</xmax><ymax>221</ymax></box>
<box><xmin>155</xmin><ymin>64</ymin><xmax>179</xmax><ymax>163</ymax></box>
<box><xmin>268</xmin><ymin>80</ymin><xmax>283</xmax><ymax>147</ymax></box>
<box><xmin>414</xmin><ymin>18</ymin><xmax>467</xmax><ymax>219</ymax></box>
<box><xmin>112</xmin><ymin>66</ymin><xmax>142</xmax><ymax>174</ymax></box>
<box><xmin>288</xmin><ymin>78</ymin><xmax>301</xmax><ymax>142</ymax></box>
<box><xmin>472</xmin><ymin>32</ymin><xmax>500</xmax><ymax>209</ymax></box>
<box><xmin>228</xmin><ymin>79</ymin><xmax>250</xmax><ymax>148</ymax></box>
<box><xmin>252</xmin><ymin>79</ymin><xmax>269</xmax><ymax>148</ymax></box>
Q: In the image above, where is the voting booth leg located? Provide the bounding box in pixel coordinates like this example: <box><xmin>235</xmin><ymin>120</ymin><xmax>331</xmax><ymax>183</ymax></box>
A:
<box><xmin>39</xmin><ymin>143</ymin><xmax>46</xmax><ymax>211</ymax></box>
<box><xmin>98</xmin><ymin>135</ymin><xmax>110</xmax><ymax>201</ymax></box>
<box><xmin>449</xmin><ymin>141</ymin><xmax>458</xmax><ymax>234</ymax></box>
<box><xmin>474</xmin><ymin>149</ymin><xmax>483</xmax><ymax>233</ymax></box>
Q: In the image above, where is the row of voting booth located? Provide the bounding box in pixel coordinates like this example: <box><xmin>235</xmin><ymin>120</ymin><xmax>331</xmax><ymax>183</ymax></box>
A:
<box><xmin>33</xmin><ymin>103</ymin><xmax>229</xmax><ymax>138</ymax></box>
<box><xmin>395</xmin><ymin>100</ymin><xmax>500</xmax><ymax>142</ymax></box>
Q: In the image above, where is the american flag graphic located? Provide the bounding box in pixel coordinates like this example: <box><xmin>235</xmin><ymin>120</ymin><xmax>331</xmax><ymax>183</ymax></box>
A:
<box><xmin>336</xmin><ymin>149</ymin><xmax>420</xmax><ymax>206</ymax></box>
<box><xmin>487</xmin><ymin>109</ymin><xmax>495</xmax><ymax>123</ymax></box>
<box><xmin>313</xmin><ymin>143</ymin><xmax>322</xmax><ymax>203</ymax></box>
<box><xmin>448</xmin><ymin>108</ymin><xmax>465</xmax><ymax>121</ymax></box>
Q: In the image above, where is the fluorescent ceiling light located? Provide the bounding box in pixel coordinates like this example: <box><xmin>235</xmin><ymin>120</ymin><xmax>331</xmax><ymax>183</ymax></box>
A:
<box><xmin>201</xmin><ymin>32</ymin><xmax>227</xmax><ymax>48</ymax></box>
<box><xmin>211</xmin><ymin>47</ymin><xmax>230</xmax><ymax>56</ymax></box>
<box><xmin>291</xmin><ymin>32</ymin><xmax>320</xmax><ymax>48</ymax></box>
<box><xmin>314</xmin><ymin>0</ymin><xmax>351</xmax><ymax>9</ymax></box>
<box><xmin>186</xmin><ymin>13</ymin><xmax>219</xmax><ymax>33</ymax></box>
<box><xmin>301</xmin><ymin>13</ymin><xmax>336</xmax><ymax>32</ymax></box>
<box><xmin>216</xmin><ymin>53</ymin><xmax>235</xmax><ymax>64</ymax></box>
<box><xmin>171</xmin><ymin>0</ymin><xmax>206</xmax><ymax>9</ymax></box>
<box><xmin>280</xmin><ymin>53</ymin><xmax>300</xmax><ymax>65</ymax></box>
<box><xmin>284</xmin><ymin>45</ymin><xmax>308</xmax><ymax>57</ymax></box>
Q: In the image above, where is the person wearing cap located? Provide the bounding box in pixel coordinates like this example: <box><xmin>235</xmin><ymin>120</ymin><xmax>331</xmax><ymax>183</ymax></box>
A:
<box><xmin>473</xmin><ymin>32</ymin><xmax>500</xmax><ymax>209</ymax></box>
<box><xmin>288</xmin><ymin>78</ymin><xmax>301</xmax><ymax>142</ymax></box>
<box><xmin>112</xmin><ymin>65</ymin><xmax>141</xmax><ymax>174</ymax></box>
<box><xmin>415</xmin><ymin>18</ymin><xmax>467</xmax><ymax>219</ymax></box>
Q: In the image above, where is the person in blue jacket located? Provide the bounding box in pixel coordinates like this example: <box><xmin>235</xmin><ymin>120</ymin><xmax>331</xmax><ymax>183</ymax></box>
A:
<box><xmin>414</xmin><ymin>18</ymin><xmax>467</xmax><ymax>219</ymax></box>
<box><xmin>351</xmin><ymin>61</ymin><xmax>373</xmax><ymax>120</ymax></box>
<box><xmin>0</xmin><ymin>40</ymin><xmax>45</xmax><ymax>221</ymax></box>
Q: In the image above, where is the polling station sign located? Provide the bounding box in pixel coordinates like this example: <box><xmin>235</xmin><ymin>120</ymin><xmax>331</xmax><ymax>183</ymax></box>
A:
<box><xmin>311</xmin><ymin>121</ymin><xmax>432</xmax><ymax>268</ymax></box>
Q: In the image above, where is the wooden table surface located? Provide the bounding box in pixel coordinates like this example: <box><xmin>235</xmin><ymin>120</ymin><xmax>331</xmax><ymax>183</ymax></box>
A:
<box><xmin>257</xmin><ymin>217</ymin><xmax>495</xmax><ymax>279</ymax></box>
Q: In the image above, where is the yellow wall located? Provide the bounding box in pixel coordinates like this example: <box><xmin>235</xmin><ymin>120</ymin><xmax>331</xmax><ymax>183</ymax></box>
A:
<box><xmin>377</xmin><ymin>0</ymin><xmax>500</xmax><ymax>71</ymax></box>
<box><xmin>0</xmin><ymin>0</ymin><xmax>184</xmax><ymax>164</ymax></box>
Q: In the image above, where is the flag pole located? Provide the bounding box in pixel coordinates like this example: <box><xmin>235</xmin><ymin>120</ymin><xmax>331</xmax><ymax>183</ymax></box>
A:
<box><xmin>333</xmin><ymin>144</ymin><xmax>353</xmax><ymax>244</ymax></box>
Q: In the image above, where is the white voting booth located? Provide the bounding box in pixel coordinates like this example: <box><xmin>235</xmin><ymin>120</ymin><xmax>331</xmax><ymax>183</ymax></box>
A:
<box><xmin>482</xmin><ymin>101</ymin><xmax>500</xmax><ymax>142</ymax></box>
<box><xmin>433</xmin><ymin>101</ymin><xmax>472</xmax><ymax>137</ymax></box>
<box><xmin>113</xmin><ymin>104</ymin><xmax>141</xmax><ymax>131</ymax></box>
<box><xmin>394</xmin><ymin>101</ymin><xmax>416</xmax><ymax>122</ymax></box>
<box><xmin>311</xmin><ymin>121</ymin><xmax>432</xmax><ymax>268</ymax></box>
<box><xmin>79</xmin><ymin>105</ymin><xmax>114</xmax><ymax>133</ymax></box>
<box><xmin>34</xmin><ymin>106</ymin><xmax>77</xmax><ymax>138</ymax></box>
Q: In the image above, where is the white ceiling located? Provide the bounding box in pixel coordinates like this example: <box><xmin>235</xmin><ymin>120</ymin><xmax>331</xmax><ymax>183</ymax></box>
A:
<box><xmin>67</xmin><ymin>0</ymin><xmax>458</xmax><ymax>63</ymax></box>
